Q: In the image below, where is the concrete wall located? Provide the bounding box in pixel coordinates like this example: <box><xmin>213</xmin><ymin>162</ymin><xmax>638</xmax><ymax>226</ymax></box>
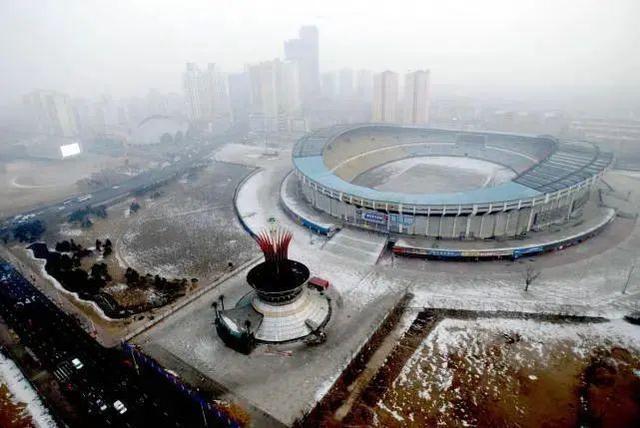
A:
<box><xmin>300</xmin><ymin>180</ymin><xmax>592</xmax><ymax>240</ymax></box>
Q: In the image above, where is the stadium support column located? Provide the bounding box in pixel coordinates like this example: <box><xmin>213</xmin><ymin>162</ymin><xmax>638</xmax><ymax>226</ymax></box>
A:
<box><xmin>425</xmin><ymin>206</ymin><xmax>431</xmax><ymax>236</ymax></box>
<box><xmin>566</xmin><ymin>187</ymin><xmax>576</xmax><ymax>221</ymax></box>
<box><xmin>466</xmin><ymin>205</ymin><xmax>477</xmax><ymax>238</ymax></box>
<box><xmin>493</xmin><ymin>202</ymin><xmax>506</xmax><ymax>237</ymax></box>
<box><xmin>505</xmin><ymin>210</ymin><xmax>512</xmax><ymax>236</ymax></box>
<box><xmin>438</xmin><ymin>206</ymin><xmax>446</xmax><ymax>238</ymax></box>
<box><xmin>480</xmin><ymin>203</ymin><xmax>492</xmax><ymax>238</ymax></box>
<box><xmin>527</xmin><ymin>199</ymin><xmax>537</xmax><ymax>231</ymax></box>
<box><xmin>453</xmin><ymin>205</ymin><xmax>462</xmax><ymax>239</ymax></box>
<box><xmin>412</xmin><ymin>205</ymin><xmax>416</xmax><ymax>235</ymax></box>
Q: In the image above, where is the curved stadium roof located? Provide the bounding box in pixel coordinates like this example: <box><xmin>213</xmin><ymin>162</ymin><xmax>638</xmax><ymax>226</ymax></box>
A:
<box><xmin>292</xmin><ymin>124</ymin><xmax>613</xmax><ymax>206</ymax></box>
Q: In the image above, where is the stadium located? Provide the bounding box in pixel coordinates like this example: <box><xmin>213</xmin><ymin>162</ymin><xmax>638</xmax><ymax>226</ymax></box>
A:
<box><xmin>291</xmin><ymin>124</ymin><xmax>613</xmax><ymax>242</ymax></box>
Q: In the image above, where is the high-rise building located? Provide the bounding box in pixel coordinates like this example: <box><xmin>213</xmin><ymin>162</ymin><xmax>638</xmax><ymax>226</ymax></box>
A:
<box><xmin>183</xmin><ymin>63</ymin><xmax>203</xmax><ymax>120</ymax></box>
<box><xmin>284</xmin><ymin>26</ymin><xmax>319</xmax><ymax>105</ymax></box>
<box><xmin>23</xmin><ymin>90</ymin><xmax>78</xmax><ymax>137</ymax></box>
<box><xmin>355</xmin><ymin>70</ymin><xmax>373</xmax><ymax>102</ymax></box>
<box><xmin>248</xmin><ymin>59</ymin><xmax>302</xmax><ymax>132</ymax></box>
<box><xmin>182</xmin><ymin>63</ymin><xmax>231</xmax><ymax>124</ymax></box>
<box><xmin>338</xmin><ymin>68</ymin><xmax>354</xmax><ymax>99</ymax></box>
<box><xmin>278</xmin><ymin>60</ymin><xmax>301</xmax><ymax>115</ymax></box>
<box><xmin>403</xmin><ymin>70</ymin><xmax>431</xmax><ymax>125</ymax></box>
<box><xmin>321</xmin><ymin>71</ymin><xmax>338</xmax><ymax>100</ymax></box>
<box><xmin>372</xmin><ymin>71</ymin><xmax>399</xmax><ymax>123</ymax></box>
<box><xmin>228</xmin><ymin>71</ymin><xmax>251</xmax><ymax>125</ymax></box>
<box><xmin>248</xmin><ymin>61</ymin><xmax>279</xmax><ymax>123</ymax></box>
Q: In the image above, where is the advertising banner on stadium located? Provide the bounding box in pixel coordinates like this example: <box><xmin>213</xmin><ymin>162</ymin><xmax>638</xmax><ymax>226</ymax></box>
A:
<box><xmin>360</xmin><ymin>210</ymin><xmax>387</xmax><ymax>225</ymax></box>
<box><xmin>460</xmin><ymin>249</ymin><xmax>512</xmax><ymax>258</ymax></box>
<box><xmin>359</xmin><ymin>209</ymin><xmax>415</xmax><ymax>227</ymax></box>
<box><xmin>389</xmin><ymin>213</ymin><xmax>415</xmax><ymax>226</ymax></box>
<box><xmin>426</xmin><ymin>249</ymin><xmax>462</xmax><ymax>258</ymax></box>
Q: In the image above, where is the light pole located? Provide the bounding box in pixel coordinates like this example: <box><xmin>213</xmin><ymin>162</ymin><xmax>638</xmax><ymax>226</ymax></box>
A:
<box><xmin>623</xmin><ymin>264</ymin><xmax>635</xmax><ymax>294</ymax></box>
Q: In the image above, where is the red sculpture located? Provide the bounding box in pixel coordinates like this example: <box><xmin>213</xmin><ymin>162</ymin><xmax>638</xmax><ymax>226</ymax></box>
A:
<box><xmin>254</xmin><ymin>228</ymin><xmax>293</xmax><ymax>264</ymax></box>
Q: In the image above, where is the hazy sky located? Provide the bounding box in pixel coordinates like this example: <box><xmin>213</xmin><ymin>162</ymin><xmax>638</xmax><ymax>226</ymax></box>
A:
<box><xmin>1</xmin><ymin>0</ymin><xmax>639</xmax><ymax>102</ymax></box>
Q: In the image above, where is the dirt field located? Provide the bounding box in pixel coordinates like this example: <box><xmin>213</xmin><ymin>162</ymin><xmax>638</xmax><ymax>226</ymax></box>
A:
<box><xmin>367</xmin><ymin>317</ymin><xmax>640</xmax><ymax>427</ymax></box>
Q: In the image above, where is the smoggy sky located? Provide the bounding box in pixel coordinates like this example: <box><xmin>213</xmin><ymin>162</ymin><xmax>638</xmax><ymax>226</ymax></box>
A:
<box><xmin>1</xmin><ymin>0</ymin><xmax>639</xmax><ymax>102</ymax></box>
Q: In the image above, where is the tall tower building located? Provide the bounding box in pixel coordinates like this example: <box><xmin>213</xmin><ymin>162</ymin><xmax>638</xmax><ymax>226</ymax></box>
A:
<box><xmin>248</xmin><ymin>59</ymin><xmax>301</xmax><ymax>132</ymax></box>
<box><xmin>403</xmin><ymin>70</ymin><xmax>431</xmax><ymax>125</ymax></box>
<box><xmin>278</xmin><ymin>60</ymin><xmax>301</xmax><ymax>115</ymax></box>
<box><xmin>248</xmin><ymin>61</ymin><xmax>279</xmax><ymax>121</ymax></box>
<box><xmin>23</xmin><ymin>90</ymin><xmax>78</xmax><ymax>137</ymax></box>
<box><xmin>228</xmin><ymin>71</ymin><xmax>251</xmax><ymax>125</ymax></box>
<box><xmin>182</xmin><ymin>63</ymin><xmax>231</xmax><ymax>124</ymax></box>
<box><xmin>321</xmin><ymin>71</ymin><xmax>338</xmax><ymax>100</ymax></box>
<box><xmin>355</xmin><ymin>70</ymin><xmax>373</xmax><ymax>102</ymax></box>
<box><xmin>338</xmin><ymin>68</ymin><xmax>354</xmax><ymax>99</ymax></box>
<box><xmin>284</xmin><ymin>26</ymin><xmax>319</xmax><ymax>105</ymax></box>
<box><xmin>372</xmin><ymin>71</ymin><xmax>399</xmax><ymax>123</ymax></box>
<box><xmin>183</xmin><ymin>63</ymin><xmax>203</xmax><ymax>121</ymax></box>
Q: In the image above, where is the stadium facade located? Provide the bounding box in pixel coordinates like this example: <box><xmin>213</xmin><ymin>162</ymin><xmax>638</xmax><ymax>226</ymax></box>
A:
<box><xmin>292</xmin><ymin>124</ymin><xmax>613</xmax><ymax>239</ymax></box>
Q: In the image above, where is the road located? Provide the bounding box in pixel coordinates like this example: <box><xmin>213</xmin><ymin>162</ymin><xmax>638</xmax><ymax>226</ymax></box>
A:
<box><xmin>1</xmin><ymin>130</ymin><xmax>242</xmax><ymax>228</ymax></box>
<box><xmin>0</xmin><ymin>257</ymin><xmax>238</xmax><ymax>427</ymax></box>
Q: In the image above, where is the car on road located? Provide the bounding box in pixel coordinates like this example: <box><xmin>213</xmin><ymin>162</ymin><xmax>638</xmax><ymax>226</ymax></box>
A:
<box><xmin>71</xmin><ymin>357</ymin><xmax>84</xmax><ymax>369</ymax></box>
<box><xmin>113</xmin><ymin>399</ymin><xmax>127</xmax><ymax>414</ymax></box>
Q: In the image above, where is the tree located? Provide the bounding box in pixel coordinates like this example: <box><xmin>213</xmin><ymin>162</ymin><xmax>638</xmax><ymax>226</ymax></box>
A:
<box><xmin>94</xmin><ymin>205</ymin><xmax>107</xmax><ymax>219</ymax></box>
<box><xmin>125</xmin><ymin>267</ymin><xmax>140</xmax><ymax>285</ymax></box>
<box><xmin>90</xmin><ymin>262</ymin><xmax>111</xmax><ymax>284</ymax></box>
<box><xmin>55</xmin><ymin>240</ymin><xmax>72</xmax><ymax>252</ymax></box>
<box><xmin>103</xmin><ymin>246</ymin><xmax>112</xmax><ymax>257</ymax></box>
<box><xmin>104</xmin><ymin>238</ymin><xmax>112</xmax><ymax>248</ymax></box>
<box><xmin>523</xmin><ymin>265</ymin><xmax>541</xmax><ymax>292</ymax></box>
<box><xmin>72</xmin><ymin>256</ymin><xmax>81</xmax><ymax>268</ymax></box>
<box><xmin>12</xmin><ymin>220</ymin><xmax>46</xmax><ymax>242</ymax></box>
<box><xmin>59</xmin><ymin>254</ymin><xmax>74</xmax><ymax>271</ymax></box>
<box><xmin>160</xmin><ymin>132</ymin><xmax>173</xmax><ymax>144</ymax></box>
<box><xmin>95</xmin><ymin>239</ymin><xmax>102</xmax><ymax>251</ymax></box>
<box><xmin>130</xmin><ymin>201</ymin><xmax>141</xmax><ymax>213</ymax></box>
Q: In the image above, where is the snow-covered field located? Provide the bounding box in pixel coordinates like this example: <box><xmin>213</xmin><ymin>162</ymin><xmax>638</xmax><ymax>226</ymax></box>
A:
<box><xmin>374</xmin><ymin>317</ymin><xmax>640</xmax><ymax>427</ymax></box>
<box><xmin>0</xmin><ymin>352</ymin><xmax>57</xmax><ymax>427</ymax></box>
<box><xmin>137</xmin><ymin>142</ymin><xmax>640</xmax><ymax>425</ymax></box>
<box><xmin>352</xmin><ymin>156</ymin><xmax>516</xmax><ymax>194</ymax></box>
<box><xmin>45</xmin><ymin>161</ymin><xmax>257</xmax><ymax>285</ymax></box>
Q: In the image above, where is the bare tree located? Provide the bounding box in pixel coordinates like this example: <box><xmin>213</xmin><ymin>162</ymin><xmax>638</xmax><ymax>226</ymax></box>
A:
<box><xmin>523</xmin><ymin>264</ymin><xmax>541</xmax><ymax>292</ymax></box>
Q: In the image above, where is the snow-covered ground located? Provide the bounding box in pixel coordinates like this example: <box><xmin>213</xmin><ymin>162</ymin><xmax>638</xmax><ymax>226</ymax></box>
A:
<box><xmin>117</xmin><ymin>162</ymin><xmax>256</xmax><ymax>281</ymax></box>
<box><xmin>352</xmin><ymin>156</ymin><xmax>516</xmax><ymax>194</ymax></box>
<box><xmin>233</xmin><ymin>142</ymin><xmax>640</xmax><ymax>320</ymax></box>
<box><xmin>374</xmin><ymin>317</ymin><xmax>640</xmax><ymax>427</ymax></box>
<box><xmin>138</xmin><ymin>142</ymin><xmax>640</xmax><ymax>424</ymax></box>
<box><xmin>0</xmin><ymin>352</ymin><xmax>57</xmax><ymax>428</ymax></box>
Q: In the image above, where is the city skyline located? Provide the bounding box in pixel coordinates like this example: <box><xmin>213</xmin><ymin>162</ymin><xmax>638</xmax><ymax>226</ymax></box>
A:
<box><xmin>1</xmin><ymin>0</ymin><xmax>639</xmax><ymax>103</ymax></box>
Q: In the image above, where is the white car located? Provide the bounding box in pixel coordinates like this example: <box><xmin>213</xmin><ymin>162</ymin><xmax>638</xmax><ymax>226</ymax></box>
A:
<box><xmin>71</xmin><ymin>358</ymin><xmax>84</xmax><ymax>370</ymax></box>
<box><xmin>113</xmin><ymin>400</ymin><xmax>127</xmax><ymax>414</ymax></box>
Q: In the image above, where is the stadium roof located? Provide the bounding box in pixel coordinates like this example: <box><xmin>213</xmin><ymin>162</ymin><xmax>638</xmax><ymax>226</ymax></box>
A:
<box><xmin>292</xmin><ymin>124</ymin><xmax>613</xmax><ymax>207</ymax></box>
